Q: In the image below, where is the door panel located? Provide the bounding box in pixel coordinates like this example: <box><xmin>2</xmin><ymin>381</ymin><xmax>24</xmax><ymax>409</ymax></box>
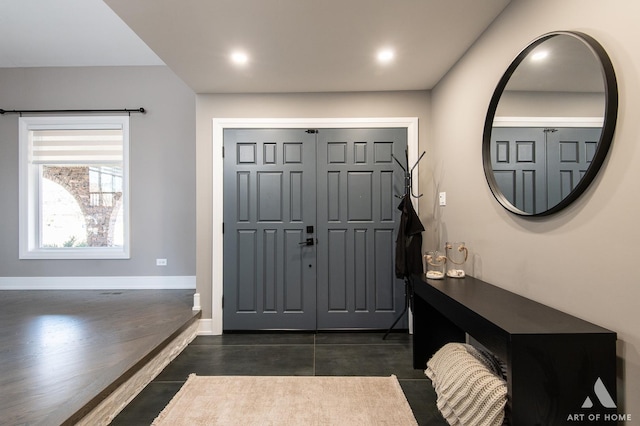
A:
<box><xmin>490</xmin><ymin>127</ymin><xmax>546</xmax><ymax>214</ymax></box>
<box><xmin>223</xmin><ymin>127</ymin><xmax>407</xmax><ymax>331</ymax></box>
<box><xmin>223</xmin><ymin>129</ymin><xmax>317</xmax><ymax>330</ymax></box>
<box><xmin>546</xmin><ymin>128</ymin><xmax>601</xmax><ymax>208</ymax></box>
<box><xmin>316</xmin><ymin>128</ymin><xmax>407</xmax><ymax>329</ymax></box>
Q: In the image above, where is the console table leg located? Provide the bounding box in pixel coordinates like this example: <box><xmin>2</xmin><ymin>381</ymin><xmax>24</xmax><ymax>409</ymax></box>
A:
<box><xmin>412</xmin><ymin>293</ymin><xmax>465</xmax><ymax>369</ymax></box>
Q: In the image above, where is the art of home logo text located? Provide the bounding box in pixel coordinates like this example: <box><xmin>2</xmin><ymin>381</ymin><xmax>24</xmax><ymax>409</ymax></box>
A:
<box><xmin>567</xmin><ymin>378</ymin><xmax>632</xmax><ymax>423</ymax></box>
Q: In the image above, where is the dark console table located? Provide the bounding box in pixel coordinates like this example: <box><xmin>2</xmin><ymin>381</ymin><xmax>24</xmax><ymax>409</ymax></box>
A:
<box><xmin>412</xmin><ymin>274</ymin><xmax>617</xmax><ymax>425</ymax></box>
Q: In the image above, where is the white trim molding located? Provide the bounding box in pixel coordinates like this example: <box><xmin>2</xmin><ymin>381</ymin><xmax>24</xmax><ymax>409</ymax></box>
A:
<box><xmin>493</xmin><ymin>116</ymin><xmax>604</xmax><ymax>128</ymax></box>
<box><xmin>0</xmin><ymin>276</ymin><xmax>196</xmax><ymax>290</ymax></box>
<box><xmin>18</xmin><ymin>115</ymin><xmax>131</xmax><ymax>260</ymax></box>
<box><xmin>211</xmin><ymin>117</ymin><xmax>419</xmax><ymax>336</ymax></box>
<box><xmin>197</xmin><ymin>319</ymin><xmax>215</xmax><ymax>335</ymax></box>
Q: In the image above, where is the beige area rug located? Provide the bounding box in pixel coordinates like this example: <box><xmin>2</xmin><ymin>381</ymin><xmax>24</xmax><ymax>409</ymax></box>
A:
<box><xmin>152</xmin><ymin>374</ymin><xmax>418</xmax><ymax>425</ymax></box>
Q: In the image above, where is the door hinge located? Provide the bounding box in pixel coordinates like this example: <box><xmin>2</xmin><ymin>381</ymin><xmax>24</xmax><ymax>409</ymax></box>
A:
<box><xmin>222</xmin><ymin>146</ymin><xmax>225</xmax><ymax>157</ymax></box>
<box><xmin>305</xmin><ymin>129</ymin><xmax>318</xmax><ymax>134</ymax></box>
<box><xmin>221</xmin><ymin>295</ymin><xmax>224</xmax><ymax>309</ymax></box>
<box><xmin>222</xmin><ymin>222</ymin><xmax>224</xmax><ymax>234</ymax></box>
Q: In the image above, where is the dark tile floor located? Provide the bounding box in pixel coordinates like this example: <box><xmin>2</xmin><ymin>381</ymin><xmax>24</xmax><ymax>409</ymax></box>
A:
<box><xmin>112</xmin><ymin>332</ymin><xmax>448</xmax><ymax>425</ymax></box>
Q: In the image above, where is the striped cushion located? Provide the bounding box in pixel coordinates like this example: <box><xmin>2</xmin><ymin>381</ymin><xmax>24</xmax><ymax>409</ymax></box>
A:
<box><xmin>425</xmin><ymin>343</ymin><xmax>507</xmax><ymax>426</ymax></box>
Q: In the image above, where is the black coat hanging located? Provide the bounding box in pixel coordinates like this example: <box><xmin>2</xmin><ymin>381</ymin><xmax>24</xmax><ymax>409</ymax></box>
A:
<box><xmin>395</xmin><ymin>194</ymin><xmax>425</xmax><ymax>279</ymax></box>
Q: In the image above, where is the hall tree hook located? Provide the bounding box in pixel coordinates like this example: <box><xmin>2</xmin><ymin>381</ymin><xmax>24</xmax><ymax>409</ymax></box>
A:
<box><xmin>409</xmin><ymin>151</ymin><xmax>426</xmax><ymax>198</ymax></box>
<box><xmin>391</xmin><ymin>149</ymin><xmax>426</xmax><ymax>199</ymax></box>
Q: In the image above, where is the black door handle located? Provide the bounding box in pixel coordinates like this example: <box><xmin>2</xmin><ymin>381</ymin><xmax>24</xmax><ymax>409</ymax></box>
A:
<box><xmin>298</xmin><ymin>238</ymin><xmax>315</xmax><ymax>246</ymax></box>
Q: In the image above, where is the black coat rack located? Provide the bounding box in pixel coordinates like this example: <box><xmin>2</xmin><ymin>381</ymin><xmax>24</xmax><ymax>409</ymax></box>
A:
<box><xmin>392</xmin><ymin>149</ymin><xmax>426</xmax><ymax>199</ymax></box>
<box><xmin>383</xmin><ymin>149</ymin><xmax>426</xmax><ymax>339</ymax></box>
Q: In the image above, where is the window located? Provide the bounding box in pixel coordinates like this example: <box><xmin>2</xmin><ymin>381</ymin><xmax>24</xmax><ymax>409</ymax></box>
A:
<box><xmin>19</xmin><ymin>116</ymin><xmax>130</xmax><ymax>259</ymax></box>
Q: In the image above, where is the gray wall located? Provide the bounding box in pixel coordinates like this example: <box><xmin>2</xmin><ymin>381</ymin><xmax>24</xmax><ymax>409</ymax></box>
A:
<box><xmin>496</xmin><ymin>91</ymin><xmax>605</xmax><ymax>117</ymax></box>
<box><xmin>0</xmin><ymin>66</ymin><xmax>196</xmax><ymax>277</ymax></box>
<box><xmin>429</xmin><ymin>0</ymin><xmax>640</xmax><ymax>412</ymax></box>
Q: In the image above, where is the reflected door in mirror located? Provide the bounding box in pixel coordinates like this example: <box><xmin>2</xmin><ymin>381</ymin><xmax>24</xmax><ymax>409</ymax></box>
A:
<box><xmin>491</xmin><ymin>126</ymin><xmax>601</xmax><ymax>214</ymax></box>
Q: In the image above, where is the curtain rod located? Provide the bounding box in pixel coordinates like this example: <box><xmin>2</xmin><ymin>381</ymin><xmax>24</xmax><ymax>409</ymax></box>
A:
<box><xmin>0</xmin><ymin>107</ymin><xmax>146</xmax><ymax>115</ymax></box>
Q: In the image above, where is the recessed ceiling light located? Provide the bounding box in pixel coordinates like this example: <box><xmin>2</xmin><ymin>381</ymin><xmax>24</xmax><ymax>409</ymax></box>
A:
<box><xmin>377</xmin><ymin>48</ymin><xmax>395</xmax><ymax>64</ymax></box>
<box><xmin>231</xmin><ymin>51</ymin><xmax>249</xmax><ymax>65</ymax></box>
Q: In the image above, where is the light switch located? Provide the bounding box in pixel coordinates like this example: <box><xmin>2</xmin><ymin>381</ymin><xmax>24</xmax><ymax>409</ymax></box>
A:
<box><xmin>439</xmin><ymin>192</ymin><xmax>446</xmax><ymax>206</ymax></box>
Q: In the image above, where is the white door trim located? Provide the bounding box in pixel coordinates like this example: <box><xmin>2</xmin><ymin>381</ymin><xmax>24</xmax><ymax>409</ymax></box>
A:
<box><xmin>211</xmin><ymin>117</ymin><xmax>419</xmax><ymax>335</ymax></box>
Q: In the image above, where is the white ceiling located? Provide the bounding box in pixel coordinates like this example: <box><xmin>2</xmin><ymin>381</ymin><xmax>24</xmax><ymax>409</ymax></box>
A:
<box><xmin>0</xmin><ymin>0</ymin><xmax>512</xmax><ymax>93</ymax></box>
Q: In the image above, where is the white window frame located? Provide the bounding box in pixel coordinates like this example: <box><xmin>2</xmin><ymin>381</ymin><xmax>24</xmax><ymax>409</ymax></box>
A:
<box><xmin>18</xmin><ymin>116</ymin><xmax>130</xmax><ymax>259</ymax></box>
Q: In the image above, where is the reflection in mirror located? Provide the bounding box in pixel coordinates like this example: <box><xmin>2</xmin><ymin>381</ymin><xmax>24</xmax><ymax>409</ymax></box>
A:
<box><xmin>483</xmin><ymin>31</ymin><xmax>617</xmax><ymax>216</ymax></box>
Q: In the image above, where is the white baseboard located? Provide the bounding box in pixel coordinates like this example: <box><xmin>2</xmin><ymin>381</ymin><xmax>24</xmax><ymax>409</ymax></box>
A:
<box><xmin>0</xmin><ymin>276</ymin><xmax>196</xmax><ymax>290</ymax></box>
<box><xmin>197</xmin><ymin>319</ymin><xmax>219</xmax><ymax>335</ymax></box>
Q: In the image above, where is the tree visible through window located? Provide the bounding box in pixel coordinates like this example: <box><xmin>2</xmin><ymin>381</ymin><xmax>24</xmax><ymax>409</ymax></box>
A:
<box><xmin>19</xmin><ymin>116</ymin><xmax>130</xmax><ymax>259</ymax></box>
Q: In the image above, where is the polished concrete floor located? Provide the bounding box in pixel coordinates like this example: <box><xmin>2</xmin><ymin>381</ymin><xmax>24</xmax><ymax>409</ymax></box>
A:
<box><xmin>113</xmin><ymin>332</ymin><xmax>448</xmax><ymax>425</ymax></box>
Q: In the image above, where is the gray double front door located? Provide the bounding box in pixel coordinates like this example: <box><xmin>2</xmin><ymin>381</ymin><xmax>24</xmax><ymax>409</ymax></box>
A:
<box><xmin>223</xmin><ymin>127</ymin><xmax>408</xmax><ymax>331</ymax></box>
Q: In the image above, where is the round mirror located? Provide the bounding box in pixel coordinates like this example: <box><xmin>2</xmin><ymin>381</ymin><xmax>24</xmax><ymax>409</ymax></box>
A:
<box><xmin>482</xmin><ymin>31</ymin><xmax>618</xmax><ymax>216</ymax></box>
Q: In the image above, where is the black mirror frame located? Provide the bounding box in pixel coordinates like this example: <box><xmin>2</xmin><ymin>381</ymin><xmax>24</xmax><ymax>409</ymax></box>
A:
<box><xmin>482</xmin><ymin>31</ymin><xmax>618</xmax><ymax>216</ymax></box>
